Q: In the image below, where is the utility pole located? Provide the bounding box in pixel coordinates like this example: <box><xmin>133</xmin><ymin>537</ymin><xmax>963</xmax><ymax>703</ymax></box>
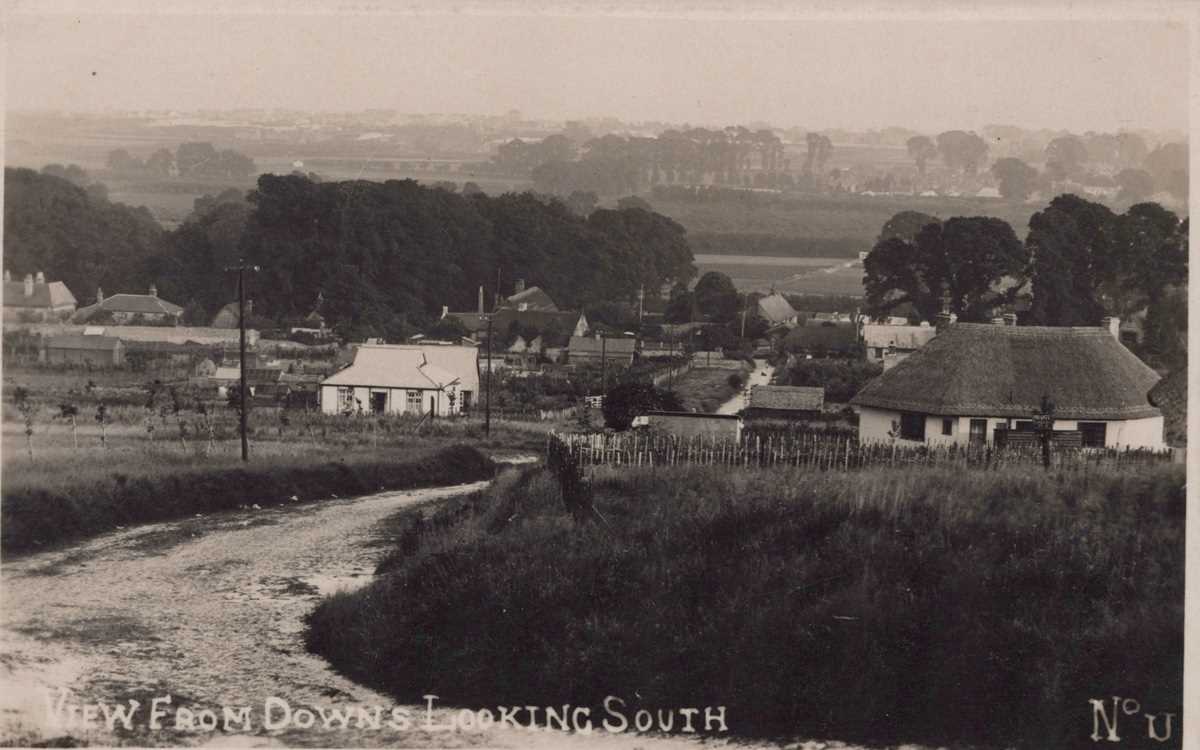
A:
<box><xmin>224</xmin><ymin>261</ymin><xmax>260</xmax><ymax>462</ymax></box>
<box><xmin>600</xmin><ymin>335</ymin><xmax>608</xmax><ymax>395</ymax></box>
<box><xmin>484</xmin><ymin>314</ymin><xmax>493</xmax><ymax>436</ymax></box>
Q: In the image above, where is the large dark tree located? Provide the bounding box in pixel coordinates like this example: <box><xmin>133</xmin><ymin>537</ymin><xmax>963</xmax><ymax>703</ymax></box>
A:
<box><xmin>1026</xmin><ymin>194</ymin><xmax>1118</xmax><ymax>326</ymax></box>
<box><xmin>692</xmin><ymin>271</ymin><xmax>739</xmax><ymax>324</ymax></box>
<box><xmin>865</xmin><ymin>215</ymin><xmax>1026</xmax><ymax>322</ymax></box>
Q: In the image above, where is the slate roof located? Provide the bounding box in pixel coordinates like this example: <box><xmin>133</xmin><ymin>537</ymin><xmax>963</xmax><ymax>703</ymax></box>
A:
<box><xmin>322</xmin><ymin>344</ymin><xmax>478</xmax><ymax>391</ymax></box>
<box><xmin>851</xmin><ymin>323</ymin><xmax>1162</xmax><ymax>420</ymax></box>
<box><xmin>861</xmin><ymin>323</ymin><xmax>937</xmax><ymax>351</ymax></box>
<box><xmin>500</xmin><ymin>286</ymin><xmax>559</xmax><ymax>312</ymax></box>
<box><xmin>450</xmin><ymin>309</ymin><xmax>582</xmax><ymax>336</ymax></box>
<box><xmin>757</xmin><ymin>293</ymin><xmax>797</xmax><ymax>325</ymax></box>
<box><xmin>749</xmin><ymin>385</ymin><xmax>825</xmax><ymax>412</ymax></box>
<box><xmin>4</xmin><ymin>280</ymin><xmax>77</xmax><ymax>308</ymax></box>
<box><xmin>569</xmin><ymin>336</ymin><xmax>637</xmax><ymax>355</ymax></box>
<box><xmin>42</xmin><ymin>334</ymin><xmax>122</xmax><ymax>351</ymax></box>
<box><xmin>75</xmin><ymin>293</ymin><xmax>183</xmax><ymax>318</ymax></box>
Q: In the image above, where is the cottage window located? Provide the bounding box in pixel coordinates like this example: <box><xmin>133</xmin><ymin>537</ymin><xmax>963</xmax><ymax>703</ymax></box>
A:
<box><xmin>1015</xmin><ymin>420</ymin><xmax>1034</xmax><ymax>431</ymax></box>
<box><xmin>941</xmin><ymin>417</ymin><xmax>953</xmax><ymax>436</ymax></box>
<box><xmin>899</xmin><ymin>412</ymin><xmax>926</xmax><ymax>441</ymax></box>
<box><xmin>406</xmin><ymin>390</ymin><xmax>422</xmax><ymax>413</ymax></box>
<box><xmin>1079</xmin><ymin>422</ymin><xmax>1107</xmax><ymax>448</ymax></box>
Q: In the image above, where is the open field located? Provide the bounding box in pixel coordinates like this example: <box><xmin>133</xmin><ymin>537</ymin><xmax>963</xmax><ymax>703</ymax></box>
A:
<box><xmin>306</xmin><ymin>461</ymin><xmax>1185</xmax><ymax>748</ymax></box>
<box><xmin>648</xmin><ymin>192</ymin><xmax>1040</xmax><ymax>244</ymax></box>
<box><xmin>694</xmin><ymin>254</ymin><xmax>859</xmax><ymax>294</ymax></box>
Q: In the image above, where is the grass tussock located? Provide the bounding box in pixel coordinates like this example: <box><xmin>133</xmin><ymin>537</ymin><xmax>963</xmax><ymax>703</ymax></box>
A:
<box><xmin>1</xmin><ymin>444</ymin><xmax>494</xmax><ymax>554</ymax></box>
<box><xmin>306</xmin><ymin>463</ymin><xmax>1185</xmax><ymax>749</ymax></box>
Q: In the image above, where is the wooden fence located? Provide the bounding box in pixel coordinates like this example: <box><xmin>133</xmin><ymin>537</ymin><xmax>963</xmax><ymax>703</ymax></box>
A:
<box><xmin>551</xmin><ymin>431</ymin><xmax>1173</xmax><ymax>472</ymax></box>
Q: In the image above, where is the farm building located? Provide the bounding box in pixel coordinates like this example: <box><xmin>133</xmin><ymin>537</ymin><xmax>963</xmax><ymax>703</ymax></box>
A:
<box><xmin>569</xmin><ymin>335</ymin><xmax>636</xmax><ymax>366</ymax></box>
<box><xmin>498</xmin><ymin>280</ymin><xmax>559</xmax><ymax>312</ymax></box>
<box><xmin>756</xmin><ymin>293</ymin><xmax>798</xmax><ymax>327</ymax></box>
<box><xmin>319</xmin><ymin>343</ymin><xmax>479</xmax><ymax>416</ymax></box>
<box><xmin>73</xmin><ymin>285</ymin><xmax>183</xmax><ymax>324</ymax></box>
<box><xmin>861</xmin><ymin>322</ymin><xmax>936</xmax><ymax>370</ymax></box>
<box><xmin>638</xmin><ymin>411</ymin><xmax>743</xmax><ymax>441</ymax></box>
<box><xmin>39</xmin><ymin>333</ymin><xmax>124</xmax><ymax>367</ymax></box>
<box><xmin>746</xmin><ymin>385</ymin><xmax>824</xmax><ymax>419</ymax></box>
<box><xmin>851</xmin><ymin>319</ymin><xmax>1165</xmax><ymax>450</ymax></box>
<box><xmin>3</xmin><ymin>271</ymin><xmax>77</xmax><ymax>322</ymax></box>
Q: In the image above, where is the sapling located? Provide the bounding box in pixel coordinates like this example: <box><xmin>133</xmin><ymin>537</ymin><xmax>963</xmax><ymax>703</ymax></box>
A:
<box><xmin>95</xmin><ymin>403</ymin><xmax>108</xmax><ymax>448</ymax></box>
<box><xmin>58</xmin><ymin>403</ymin><xmax>79</xmax><ymax>450</ymax></box>
<box><xmin>12</xmin><ymin>387</ymin><xmax>36</xmax><ymax>460</ymax></box>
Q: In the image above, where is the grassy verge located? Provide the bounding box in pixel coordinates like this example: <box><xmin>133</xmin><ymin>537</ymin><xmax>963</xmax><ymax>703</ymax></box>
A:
<box><xmin>1</xmin><ymin>443</ymin><xmax>495</xmax><ymax>555</ymax></box>
<box><xmin>673</xmin><ymin>365</ymin><xmax>750</xmax><ymax>413</ymax></box>
<box><xmin>306</xmin><ymin>463</ymin><xmax>1185</xmax><ymax>748</ymax></box>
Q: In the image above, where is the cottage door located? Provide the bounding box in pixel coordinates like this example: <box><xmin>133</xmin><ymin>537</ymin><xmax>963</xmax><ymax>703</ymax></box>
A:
<box><xmin>370</xmin><ymin>391</ymin><xmax>387</xmax><ymax>415</ymax></box>
<box><xmin>969</xmin><ymin>419</ymin><xmax>988</xmax><ymax>445</ymax></box>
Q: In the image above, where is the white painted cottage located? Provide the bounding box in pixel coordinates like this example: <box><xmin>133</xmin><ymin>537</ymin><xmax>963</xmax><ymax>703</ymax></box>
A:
<box><xmin>851</xmin><ymin>319</ymin><xmax>1164</xmax><ymax>450</ymax></box>
<box><xmin>320</xmin><ymin>343</ymin><xmax>480</xmax><ymax>417</ymax></box>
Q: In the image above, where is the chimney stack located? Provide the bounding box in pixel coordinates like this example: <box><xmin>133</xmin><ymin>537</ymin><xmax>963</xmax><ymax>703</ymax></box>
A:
<box><xmin>23</xmin><ymin>274</ymin><xmax>33</xmax><ymax>297</ymax></box>
<box><xmin>35</xmin><ymin>271</ymin><xmax>45</xmax><ymax>284</ymax></box>
<box><xmin>478</xmin><ymin>286</ymin><xmax>484</xmax><ymax>315</ymax></box>
<box><xmin>1003</xmin><ymin>313</ymin><xmax>1017</xmax><ymax>326</ymax></box>
<box><xmin>148</xmin><ymin>284</ymin><xmax>157</xmax><ymax>298</ymax></box>
<box><xmin>441</xmin><ymin>304</ymin><xmax>449</xmax><ymax>320</ymax></box>
<box><xmin>96</xmin><ymin>286</ymin><xmax>105</xmax><ymax>304</ymax></box>
<box><xmin>1101</xmin><ymin>316</ymin><xmax>1121</xmax><ymax>340</ymax></box>
<box><xmin>515</xmin><ymin>278</ymin><xmax>525</xmax><ymax>294</ymax></box>
<box><xmin>934</xmin><ymin>311</ymin><xmax>957</xmax><ymax>330</ymax></box>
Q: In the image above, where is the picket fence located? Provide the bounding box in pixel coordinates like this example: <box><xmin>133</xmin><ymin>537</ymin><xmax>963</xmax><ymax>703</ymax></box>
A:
<box><xmin>550</xmin><ymin>431</ymin><xmax>1173</xmax><ymax>472</ymax></box>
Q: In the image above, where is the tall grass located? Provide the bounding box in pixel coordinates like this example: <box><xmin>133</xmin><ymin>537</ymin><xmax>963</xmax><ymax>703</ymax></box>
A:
<box><xmin>1</xmin><ymin>443</ymin><xmax>495</xmax><ymax>554</ymax></box>
<box><xmin>306</xmin><ymin>463</ymin><xmax>1185</xmax><ymax>748</ymax></box>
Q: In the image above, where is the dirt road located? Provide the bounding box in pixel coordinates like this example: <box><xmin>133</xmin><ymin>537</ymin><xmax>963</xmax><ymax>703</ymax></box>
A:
<box><xmin>716</xmin><ymin>359</ymin><xmax>775</xmax><ymax>415</ymax></box>
<box><xmin>1</xmin><ymin>473</ymin><xmax>846</xmax><ymax>749</ymax></box>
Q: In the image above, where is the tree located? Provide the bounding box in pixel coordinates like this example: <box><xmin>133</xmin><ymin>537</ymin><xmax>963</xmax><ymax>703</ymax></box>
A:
<box><xmin>1115</xmin><ymin>168</ymin><xmax>1155</xmax><ymax>204</ymax></box>
<box><xmin>601</xmin><ymin>382</ymin><xmax>681</xmax><ymax>430</ymax></box>
<box><xmin>991</xmin><ymin>158</ymin><xmax>1039</xmax><ymax>201</ymax></box>
<box><xmin>804</xmin><ymin>133</ymin><xmax>833</xmax><ymax>175</ymax></box>
<box><xmin>146</xmin><ymin>148</ymin><xmax>175</xmax><ymax>177</ymax></box>
<box><xmin>865</xmin><ymin>216</ymin><xmax>1027</xmax><ymax>322</ymax></box>
<box><xmin>905</xmin><ymin>135</ymin><xmax>938</xmax><ymax>176</ymax></box>
<box><xmin>617</xmin><ymin>195</ymin><xmax>652</xmax><ymax>211</ymax></box>
<box><xmin>565</xmin><ymin>190</ymin><xmax>598</xmax><ymax>217</ymax></box>
<box><xmin>692</xmin><ymin>271</ymin><xmax>739</xmax><ymax>324</ymax></box>
<box><xmin>936</xmin><ymin>131</ymin><xmax>988</xmax><ymax>175</ymax></box>
<box><xmin>1116</xmin><ymin>132</ymin><xmax>1148</xmax><ymax>168</ymax></box>
<box><xmin>878</xmin><ymin>211</ymin><xmax>940</xmax><ymax>244</ymax></box>
<box><xmin>1026</xmin><ymin>194</ymin><xmax>1117</xmax><ymax>326</ymax></box>
<box><xmin>426</xmin><ymin>316</ymin><xmax>469</xmax><ymax>341</ymax></box>
<box><xmin>176</xmin><ymin>142</ymin><xmax>219</xmax><ymax>176</ymax></box>
<box><xmin>1144</xmin><ymin>142</ymin><xmax>1188</xmax><ymax>201</ymax></box>
<box><xmin>106</xmin><ymin>149</ymin><xmax>143</xmax><ymax>174</ymax></box>
<box><xmin>1043</xmin><ymin>135</ymin><xmax>1089</xmax><ymax>181</ymax></box>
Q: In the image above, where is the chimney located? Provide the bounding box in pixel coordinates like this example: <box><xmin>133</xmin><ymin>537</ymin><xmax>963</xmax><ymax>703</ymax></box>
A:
<box><xmin>23</xmin><ymin>274</ymin><xmax>33</xmax><ymax>297</ymax></box>
<box><xmin>35</xmin><ymin>271</ymin><xmax>45</xmax><ymax>284</ymax></box>
<box><xmin>477</xmin><ymin>286</ymin><xmax>484</xmax><ymax>315</ymax></box>
<box><xmin>515</xmin><ymin>278</ymin><xmax>525</xmax><ymax>294</ymax></box>
<box><xmin>96</xmin><ymin>286</ymin><xmax>105</xmax><ymax>304</ymax></box>
<box><xmin>148</xmin><ymin>284</ymin><xmax>157</xmax><ymax>298</ymax></box>
<box><xmin>1003</xmin><ymin>313</ymin><xmax>1017</xmax><ymax>326</ymax></box>
<box><xmin>934</xmin><ymin>311</ymin><xmax>957</xmax><ymax>330</ymax></box>
<box><xmin>1101</xmin><ymin>316</ymin><xmax>1121</xmax><ymax>340</ymax></box>
<box><xmin>441</xmin><ymin>304</ymin><xmax>449</xmax><ymax>320</ymax></box>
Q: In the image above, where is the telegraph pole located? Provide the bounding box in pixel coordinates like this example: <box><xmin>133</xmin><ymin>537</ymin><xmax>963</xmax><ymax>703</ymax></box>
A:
<box><xmin>600</xmin><ymin>335</ymin><xmax>608</xmax><ymax>394</ymax></box>
<box><xmin>224</xmin><ymin>261</ymin><xmax>260</xmax><ymax>461</ymax></box>
<box><xmin>484</xmin><ymin>314</ymin><xmax>493</xmax><ymax>436</ymax></box>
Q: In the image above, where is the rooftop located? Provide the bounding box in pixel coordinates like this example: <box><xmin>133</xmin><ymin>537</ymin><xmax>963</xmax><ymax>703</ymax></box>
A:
<box><xmin>749</xmin><ymin>385</ymin><xmax>825</xmax><ymax>411</ymax></box>
<box><xmin>851</xmin><ymin>323</ymin><xmax>1162</xmax><ymax>420</ymax></box>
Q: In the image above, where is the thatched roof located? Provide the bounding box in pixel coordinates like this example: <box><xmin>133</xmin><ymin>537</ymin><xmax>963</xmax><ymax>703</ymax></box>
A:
<box><xmin>851</xmin><ymin>323</ymin><xmax>1162</xmax><ymax>420</ymax></box>
<box><xmin>1149</xmin><ymin>368</ymin><xmax>1187</xmax><ymax>446</ymax></box>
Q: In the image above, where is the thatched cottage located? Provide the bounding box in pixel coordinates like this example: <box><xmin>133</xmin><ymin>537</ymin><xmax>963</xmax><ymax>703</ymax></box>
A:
<box><xmin>851</xmin><ymin>319</ymin><xmax>1164</xmax><ymax>450</ymax></box>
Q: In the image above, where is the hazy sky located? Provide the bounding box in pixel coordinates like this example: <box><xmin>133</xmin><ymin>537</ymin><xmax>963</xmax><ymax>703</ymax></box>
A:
<box><xmin>3</xmin><ymin>6</ymin><xmax>1191</xmax><ymax>133</ymax></box>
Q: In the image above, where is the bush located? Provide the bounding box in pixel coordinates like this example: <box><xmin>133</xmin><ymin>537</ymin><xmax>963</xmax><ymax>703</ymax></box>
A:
<box><xmin>601</xmin><ymin>382</ymin><xmax>681</xmax><ymax>430</ymax></box>
<box><xmin>306</xmin><ymin>463</ymin><xmax>1184</xmax><ymax>748</ymax></box>
<box><xmin>783</xmin><ymin>358</ymin><xmax>882</xmax><ymax>403</ymax></box>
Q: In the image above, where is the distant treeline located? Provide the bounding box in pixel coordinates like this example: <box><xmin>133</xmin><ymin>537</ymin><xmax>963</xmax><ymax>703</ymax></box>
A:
<box><xmin>689</xmin><ymin>232</ymin><xmax>862</xmax><ymax>258</ymax></box>
<box><xmin>3</xmin><ymin>169</ymin><xmax>696</xmax><ymax>341</ymax></box>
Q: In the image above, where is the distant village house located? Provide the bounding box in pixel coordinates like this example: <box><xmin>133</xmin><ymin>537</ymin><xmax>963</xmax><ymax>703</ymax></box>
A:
<box><xmin>3</xmin><ymin>271</ymin><xmax>77</xmax><ymax>322</ymax></box>
<box><xmin>319</xmin><ymin>343</ymin><xmax>480</xmax><ymax>417</ymax></box>
<box><xmin>73</xmin><ymin>285</ymin><xmax>183</xmax><ymax>325</ymax></box>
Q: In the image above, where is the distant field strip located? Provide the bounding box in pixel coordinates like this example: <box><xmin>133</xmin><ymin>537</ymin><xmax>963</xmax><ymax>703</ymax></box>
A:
<box><xmin>694</xmin><ymin>253</ymin><xmax>864</xmax><ymax>295</ymax></box>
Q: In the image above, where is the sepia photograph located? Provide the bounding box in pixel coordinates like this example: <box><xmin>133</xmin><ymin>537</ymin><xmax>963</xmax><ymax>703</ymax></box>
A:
<box><xmin>0</xmin><ymin>1</ymin><xmax>1194</xmax><ymax>748</ymax></box>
